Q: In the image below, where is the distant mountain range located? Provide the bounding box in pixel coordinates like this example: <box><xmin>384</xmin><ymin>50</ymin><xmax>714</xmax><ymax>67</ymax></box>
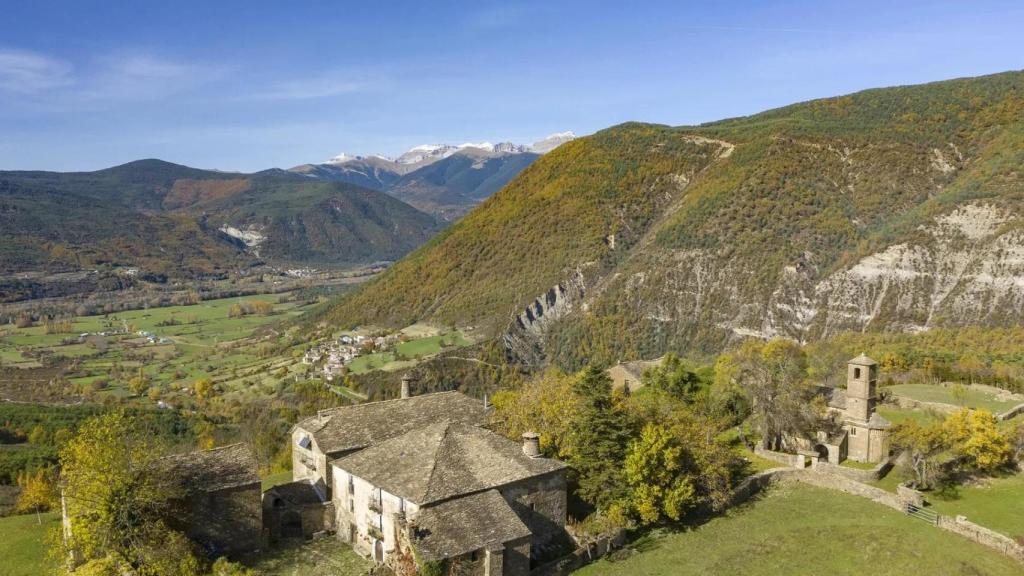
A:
<box><xmin>320</xmin><ymin>71</ymin><xmax>1024</xmax><ymax>368</ymax></box>
<box><xmin>290</xmin><ymin>132</ymin><xmax>576</xmax><ymax>219</ymax></box>
<box><xmin>0</xmin><ymin>160</ymin><xmax>441</xmax><ymax>279</ymax></box>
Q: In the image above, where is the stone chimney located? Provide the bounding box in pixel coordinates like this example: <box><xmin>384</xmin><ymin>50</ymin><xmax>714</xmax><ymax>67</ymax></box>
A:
<box><xmin>400</xmin><ymin>374</ymin><xmax>413</xmax><ymax>399</ymax></box>
<box><xmin>522</xmin><ymin>432</ymin><xmax>541</xmax><ymax>458</ymax></box>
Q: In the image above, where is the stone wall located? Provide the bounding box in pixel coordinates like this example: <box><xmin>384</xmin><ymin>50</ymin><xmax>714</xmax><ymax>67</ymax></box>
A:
<box><xmin>500</xmin><ymin>470</ymin><xmax>569</xmax><ymax>559</ymax></box>
<box><xmin>754</xmin><ymin>447</ymin><xmax>801</xmax><ymax>467</ymax></box>
<box><xmin>998</xmin><ymin>403</ymin><xmax>1024</xmax><ymax>421</ymax></box>
<box><xmin>812</xmin><ymin>457</ymin><xmax>893</xmax><ymax>483</ymax></box>
<box><xmin>937</xmin><ymin>515</ymin><xmax>1024</xmax><ymax>563</ymax></box>
<box><xmin>172</xmin><ymin>482</ymin><xmax>263</xmax><ymax>557</ymax></box>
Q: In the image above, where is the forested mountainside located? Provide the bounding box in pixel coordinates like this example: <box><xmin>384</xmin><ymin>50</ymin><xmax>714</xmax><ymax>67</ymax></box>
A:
<box><xmin>0</xmin><ymin>160</ymin><xmax>441</xmax><ymax>277</ymax></box>
<box><xmin>319</xmin><ymin>71</ymin><xmax>1024</xmax><ymax>368</ymax></box>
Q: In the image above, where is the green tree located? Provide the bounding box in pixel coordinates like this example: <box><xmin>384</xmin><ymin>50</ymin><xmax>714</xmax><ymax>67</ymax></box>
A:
<box><xmin>620</xmin><ymin>423</ymin><xmax>696</xmax><ymax>524</ymax></box>
<box><xmin>641</xmin><ymin>353</ymin><xmax>703</xmax><ymax>400</ymax></box>
<box><xmin>568</xmin><ymin>366</ymin><xmax>634</xmax><ymax>511</ymax></box>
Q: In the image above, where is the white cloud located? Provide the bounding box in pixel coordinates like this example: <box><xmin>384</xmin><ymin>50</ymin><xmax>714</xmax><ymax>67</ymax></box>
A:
<box><xmin>246</xmin><ymin>72</ymin><xmax>370</xmax><ymax>100</ymax></box>
<box><xmin>84</xmin><ymin>54</ymin><xmax>223</xmax><ymax>101</ymax></box>
<box><xmin>0</xmin><ymin>49</ymin><xmax>73</xmax><ymax>93</ymax></box>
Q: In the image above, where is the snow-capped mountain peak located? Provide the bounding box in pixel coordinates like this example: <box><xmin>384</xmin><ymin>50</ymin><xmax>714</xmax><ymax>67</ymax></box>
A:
<box><xmin>324</xmin><ymin>132</ymin><xmax>577</xmax><ymax>168</ymax></box>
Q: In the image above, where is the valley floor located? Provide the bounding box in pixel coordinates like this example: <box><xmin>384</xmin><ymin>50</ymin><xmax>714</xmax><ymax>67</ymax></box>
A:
<box><xmin>576</xmin><ymin>482</ymin><xmax>1022</xmax><ymax>576</ymax></box>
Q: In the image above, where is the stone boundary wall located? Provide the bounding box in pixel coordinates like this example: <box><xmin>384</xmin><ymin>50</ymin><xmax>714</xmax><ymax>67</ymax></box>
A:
<box><xmin>754</xmin><ymin>446</ymin><xmax>801</xmax><ymax>467</ymax></box>
<box><xmin>998</xmin><ymin>403</ymin><xmax>1024</xmax><ymax>421</ymax></box>
<box><xmin>936</xmin><ymin>515</ymin><xmax>1024</xmax><ymax>563</ymax></box>
<box><xmin>888</xmin><ymin>395</ymin><xmax>959</xmax><ymax>414</ymax></box>
<box><xmin>812</xmin><ymin>458</ymin><xmax>893</xmax><ymax>483</ymax></box>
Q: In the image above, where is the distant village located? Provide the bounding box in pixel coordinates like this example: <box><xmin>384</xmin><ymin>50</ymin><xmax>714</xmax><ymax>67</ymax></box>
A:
<box><xmin>303</xmin><ymin>332</ymin><xmax>402</xmax><ymax>381</ymax></box>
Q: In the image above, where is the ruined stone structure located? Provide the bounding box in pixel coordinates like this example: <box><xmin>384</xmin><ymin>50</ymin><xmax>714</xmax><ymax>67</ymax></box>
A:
<box><xmin>289</xmin><ymin>391</ymin><xmax>568</xmax><ymax>576</ymax></box>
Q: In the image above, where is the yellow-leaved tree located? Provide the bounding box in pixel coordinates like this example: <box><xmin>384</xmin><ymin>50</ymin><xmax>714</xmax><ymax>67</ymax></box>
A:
<box><xmin>944</xmin><ymin>408</ymin><xmax>1012</xmax><ymax>472</ymax></box>
<box><xmin>58</xmin><ymin>410</ymin><xmax>201</xmax><ymax>576</ymax></box>
<box><xmin>16</xmin><ymin>468</ymin><xmax>56</xmax><ymax>523</ymax></box>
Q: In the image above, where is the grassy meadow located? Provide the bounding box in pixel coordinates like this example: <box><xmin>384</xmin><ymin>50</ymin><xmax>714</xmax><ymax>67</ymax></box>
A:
<box><xmin>0</xmin><ymin>512</ymin><xmax>59</xmax><ymax>576</ymax></box>
<box><xmin>885</xmin><ymin>384</ymin><xmax>1022</xmax><ymax>413</ymax></box>
<box><xmin>577</xmin><ymin>483</ymin><xmax>1023</xmax><ymax>576</ymax></box>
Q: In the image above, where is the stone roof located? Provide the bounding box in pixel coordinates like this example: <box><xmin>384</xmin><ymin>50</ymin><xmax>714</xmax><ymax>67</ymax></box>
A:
<box><xmin>161</xmin><ymin>443</ymin><xmax>259</xmax><ymax>493</ymax></box>
<box><xmin>265</xmin><ymin>479</ymin><xmax>327</xmax><ymax>506</ymax></box>
<box><xmin>411</xmin><ymin>489</ymin><xmax>531</xmax><ymax>561</ymax></box>
<box><xmin>849</xmin><ymin>353</ymin><xmax>877</xmax><ymax>367</ymax></box>
<box><xmin>817</xmin><ymin>386</ymin><xmax>847</xmax><ymax>410</ymax></box>
<box><xmin>334</xmin><ymin>421</ymin><xmax>565</xmax><ymax>505</ymax></box>
<box><xmin>295</xmin><ymin>391</ymin><xmax>488</xmax><ymax>456</ymax></box>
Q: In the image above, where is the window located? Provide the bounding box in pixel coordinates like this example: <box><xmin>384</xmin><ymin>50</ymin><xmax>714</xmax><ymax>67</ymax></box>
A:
<box><xmin>470</xmin><ymin>551</ymin><xmax>479</xmax><ymax>562</ymax></box>
<box><xmin>854</xmin><ymin>367</ymin><xmax>861</xmax><ymax>379</ymax></box>
<box><xmin>349</xmin><ymin>499</ymin><xmax>354</xmax><ymax>513</ymax></box>
<box><xmin>850</xmin><ymin>428</ymin><xmax>857</xmax><ymax>436</ymax></box>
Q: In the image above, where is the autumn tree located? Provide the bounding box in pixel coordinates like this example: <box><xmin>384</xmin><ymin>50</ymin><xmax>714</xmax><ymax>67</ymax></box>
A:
<box><xmin>725</xmin><ymin>339</ymin><xmax>816</xmax><ymax>450</ymax></box>
<box><xmin>16</xmin><ymin>468</ymin><xmax>56</xmax><ymax>523</ymax></box>
<box><xmin>490</xmin><ymin>368</ymin><xmax>580</xmax><ymax>458</ymax></box>
<box><xmin>59</xmin><ymin>411</ymin><xmax>200</xmax><ymax>575</ymax></box>
<box><xmin>944</xmin><ymin>408</ymin><xmax>1012</xmax><ymax>472</ymax></box>
<box><xmin>891</xmin><ymin>419</ymin><xmax>949</xmax><ymax>489</ymax></box>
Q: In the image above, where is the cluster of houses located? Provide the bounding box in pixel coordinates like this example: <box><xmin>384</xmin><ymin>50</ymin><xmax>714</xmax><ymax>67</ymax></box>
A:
<box><xmin>303</xmin><ymin>333</ymin><xmax>401</xmax><ymax>381</ymax></box>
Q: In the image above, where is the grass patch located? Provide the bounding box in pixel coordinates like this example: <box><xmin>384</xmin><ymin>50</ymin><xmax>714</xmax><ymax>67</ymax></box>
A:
<box><xmin>926</xmin><ymin>473</ymin><xmax>1024</xmax><ymax>541</ymax></box>
<box><xmin>0</xmin><ymin>512</ymin><xmax>59</xmax><ymax>576</ymax></box>
<box><xmin>577</xmin><ymin>483</ymin><xmax>1023</xmax><ymax>576</ymax></box>
<box><xmin>886</xmin><ymin>384</ymin><xmax>1019</xmax><ymax>413</ymax></box>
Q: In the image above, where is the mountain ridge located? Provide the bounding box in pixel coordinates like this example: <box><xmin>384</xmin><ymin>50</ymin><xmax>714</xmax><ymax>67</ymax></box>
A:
<box><xmin>317</xmin><ymin>70</ymin><xmax>1024</xmax><ymax>368</ymax></box>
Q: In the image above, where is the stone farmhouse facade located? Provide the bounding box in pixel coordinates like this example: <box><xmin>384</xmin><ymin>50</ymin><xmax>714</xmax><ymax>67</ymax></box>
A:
<box><xmin>284</xmin><ymin>389</ymin><xmax>568</xmax><ymax>576</ymax></box>
<box><xmin>811</xmin><ymin>354</ymin><xmax>892</xmax><ymax>464</ymax></box>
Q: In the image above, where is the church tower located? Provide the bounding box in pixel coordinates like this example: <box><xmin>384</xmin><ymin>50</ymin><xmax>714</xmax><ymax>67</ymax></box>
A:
<box><xmin>845</xmin><ymin>354</ymin><xmax>877</xmax><ymax>423</ymax></box>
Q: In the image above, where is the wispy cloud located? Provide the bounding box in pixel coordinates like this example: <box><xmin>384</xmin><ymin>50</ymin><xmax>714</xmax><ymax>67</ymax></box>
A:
<box><xmin>0</xmin><ymin>48</ymin><xmax>73</xmax><ymax>93</ymax></box>
<box><xmin>83</xmin><ymin>53</ymin><xmax>224</xmax><ymax>101</ymax></box>
<box><xmin>245</xmin><ymin>71</ymin><xmax>373</xmax><ymax>100</ymax></box>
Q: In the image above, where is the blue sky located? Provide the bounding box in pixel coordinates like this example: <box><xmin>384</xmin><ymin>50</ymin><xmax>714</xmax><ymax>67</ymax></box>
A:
<box><xmin>1</xmin><ymin>0</ymin><xmax>1021</xmax><ymax>172</ymax></box>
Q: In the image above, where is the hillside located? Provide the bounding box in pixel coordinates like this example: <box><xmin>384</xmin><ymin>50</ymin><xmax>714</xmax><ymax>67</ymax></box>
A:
<box><xmin>0</xmin><ymin>161</ymin><xmax>441</xmax><ymax>278</ymax></box>
<box><xmin>319</xmin><ymin>71</ymin><xmax>1024</xmax><ymax>368</ymax></box>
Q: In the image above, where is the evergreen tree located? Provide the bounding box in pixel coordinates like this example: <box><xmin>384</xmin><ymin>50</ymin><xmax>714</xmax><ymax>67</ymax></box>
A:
<box><xmin>568</xmin><ymin>366</ymin><xmax>634</xmax><ymax>510</ymax></box>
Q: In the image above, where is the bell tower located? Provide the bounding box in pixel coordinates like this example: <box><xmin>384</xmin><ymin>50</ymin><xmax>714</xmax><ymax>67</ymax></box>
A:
<box><xmin>845</xmin><ymin>354</ymin><xmax>878</xmax><ymax>423</ymax></box>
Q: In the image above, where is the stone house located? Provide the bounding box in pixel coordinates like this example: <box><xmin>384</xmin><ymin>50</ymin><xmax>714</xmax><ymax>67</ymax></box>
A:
<box><xmin>606</xmin><ymin>357</ymin><xmax>664</xmax><ymax>393</ymax></box>
<box><xmin>812</xmin><ymin>355</ymin><xmax>892</xmax><ymax>464</ymax></box>
<box><xmin>160</xmin><ymin>443</ymin><xmax>264</xmax><ymax>557</ymax></box>
<box><xmin>287</xmin><ymin>390</ymin><xmax>568</xmax><ymax>575</ymax></box>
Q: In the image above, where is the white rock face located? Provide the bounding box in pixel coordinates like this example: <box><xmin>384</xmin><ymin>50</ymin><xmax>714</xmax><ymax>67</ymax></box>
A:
<box><xmin>219</xmin><ymin>225</ymin><xmax>266</xmax><ymax>250</ymax></box>
<box><xmin>803</xmin><ymin>203</ymin><xmax>1024</xmax><ymax>337</ymax></box>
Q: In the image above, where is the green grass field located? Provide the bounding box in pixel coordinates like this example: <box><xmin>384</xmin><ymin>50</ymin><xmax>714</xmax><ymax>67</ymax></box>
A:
<box><xmin>886</xmin><ymin>384</ymin><xmax>1020</xmax><ymax>413</ymax></box>
<box><xmin>926</xmin><ymin>472</ymin><xmax>1024</xmax><ymax>540</ymax></box>
<box><xmin>0</xmin><ymin>512</ymin><xmax>59</xmax><ymax>576</ymax></box>
<box><xmin>577</xmin><ymin>483</ymin><xmax>1023</xmax><ymax>576</ymax></box>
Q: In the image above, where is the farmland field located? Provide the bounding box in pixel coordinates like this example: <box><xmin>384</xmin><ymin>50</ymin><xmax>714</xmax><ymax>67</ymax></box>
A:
<box><xmin>576</xmin><ymin>483</ymin><xmax>1022</xmax><ymax>576</ymax></box>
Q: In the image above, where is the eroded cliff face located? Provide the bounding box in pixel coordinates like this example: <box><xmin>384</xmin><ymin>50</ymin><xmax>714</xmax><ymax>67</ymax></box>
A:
<box><xmin>542</xmin><ymin>202</ymin><xmax>1024</xmax><ymax>367</ymax></box>
<box><xmin>503</xmin><ymin>270</ymin><xmax>587</xmax><ymax>366</ymax></box>
<box><xmin>810</xmin><ymin>204</ymin><xmax>1024</xmax><ymax>336</ymax></box>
